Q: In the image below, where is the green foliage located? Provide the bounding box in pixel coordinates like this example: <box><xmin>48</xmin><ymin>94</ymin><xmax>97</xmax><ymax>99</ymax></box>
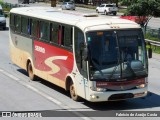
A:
<box><xmin>125</xmin><ymin>0</ymin><xmax>160</xmax><ymax>17</ymax></box>
<box><xmin>145</xmin><ymin>34</ymin><xmax>159</xmax><ymax>41</ymax></box>
<box><xmin>0</xmin><ymin>0</ymin><xmax>4</xmax><ymax>4</ymax></box>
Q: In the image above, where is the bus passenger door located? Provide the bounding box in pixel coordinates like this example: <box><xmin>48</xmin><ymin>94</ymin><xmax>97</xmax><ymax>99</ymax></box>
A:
<box><xmin>74</xmin><ymin>57</ymin><xmax>88</xmax><ymax>99</ymax></box>
<box><xmin>74</xmin><ymin>27</ymin><xmax>88</xmax><ymax>99</ymax></box>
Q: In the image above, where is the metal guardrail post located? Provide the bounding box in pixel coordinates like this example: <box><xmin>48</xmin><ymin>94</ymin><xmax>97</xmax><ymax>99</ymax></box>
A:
<box><xmin>158</xmin><ymin>28</ymin><xmax>160</xmax><ymax>39</ymax></box>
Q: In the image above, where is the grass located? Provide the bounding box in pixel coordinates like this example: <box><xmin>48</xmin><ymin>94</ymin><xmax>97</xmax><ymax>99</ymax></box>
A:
<box><xmin>146</xmin><ymin>45</ymin><xmax>160</xmax><ymax>54</ymax></box>
<box><xmin>145</xmin><ymin>33</ymin><xmax>160</xmax><ymax>54</ymax></box>
<box><xmin>118</xmin><ymin>8</ymin><xmax>126</xmax><ymax>14</ymax></box>
<box><xmin>74</xmin><ymin>3</ymin><xmax>97</xmax><ymax>9</ymax></box>
<box><xmin>145</xmin><ymin>34</ymin><xmax>160</xmax><ymax>41</ymax></box>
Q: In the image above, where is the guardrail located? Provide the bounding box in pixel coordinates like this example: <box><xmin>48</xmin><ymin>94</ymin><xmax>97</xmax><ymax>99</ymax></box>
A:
<box><xmin>145</xmin><ymin>39</ymin><xmax>160</xmax><ymax>47</ymax></box>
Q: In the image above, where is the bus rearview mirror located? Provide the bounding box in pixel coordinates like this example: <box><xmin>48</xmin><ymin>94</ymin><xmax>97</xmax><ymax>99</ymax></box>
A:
<box><xmin>82</xmin><ymin>47</ymin><xmax>88</xmax><ymax>61</ymax></box>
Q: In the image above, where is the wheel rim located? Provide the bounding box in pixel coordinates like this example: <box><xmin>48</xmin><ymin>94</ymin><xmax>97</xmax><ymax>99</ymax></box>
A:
<box><xmin>70</xmin><ymin>85</ymin><xmax>76</xmax><ymax>98</ymax></box>
<box><xmin>104</xmin><ymin>11</ymin><xmax>107</xmax><ymax>15</ymax></box>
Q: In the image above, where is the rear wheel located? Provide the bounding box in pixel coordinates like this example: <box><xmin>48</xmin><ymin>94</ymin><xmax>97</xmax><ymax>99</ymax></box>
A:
<box><xmin>27</xmin><ymin>62</ymin><xmax>35</xmax><ymax>81</ymax></box>
<box><xmin>69</xmin><ymin>81</ymin><xmax>80</xmax><ymax>101</ymax></box>
<box><xmin>104</xmin><ymin>10</ymin><xmax>108</xmax><ymax>15</ymax></box>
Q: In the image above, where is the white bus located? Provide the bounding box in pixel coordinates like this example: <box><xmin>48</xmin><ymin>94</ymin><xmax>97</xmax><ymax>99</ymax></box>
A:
<box><xmin>10</xmin><ymin>7</ymin><xmax>150</xmax><ymax>102</ymax></box>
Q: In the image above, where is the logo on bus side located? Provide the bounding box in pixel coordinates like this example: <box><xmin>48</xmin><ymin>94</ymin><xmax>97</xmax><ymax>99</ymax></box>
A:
<box><xmin>35</xmin><ymin>56</ymin><xmax>68</xmax><ymax>75</ymax></box>
<box><xmin>35</xmin><ymin>45</ymin><xmax>45</xmax><ymax>53</ymax></box>
<box><xmin>44</xmin><ymin>56</ymin><xmax>68</xmax><ymax>75</ymax></box>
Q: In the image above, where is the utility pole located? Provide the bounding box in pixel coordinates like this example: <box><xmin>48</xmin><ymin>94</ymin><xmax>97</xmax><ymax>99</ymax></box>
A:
<box><xmin>51</xmin><ymin>0</ymin><xmax>56</xmax><ymax>7</ymax></box>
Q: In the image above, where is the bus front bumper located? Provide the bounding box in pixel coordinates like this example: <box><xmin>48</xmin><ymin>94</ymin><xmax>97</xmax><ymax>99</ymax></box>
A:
<box><xmin>87</xmin><ymin>87</ymin><xmax>148</xmax><ymax>102</ymax></box>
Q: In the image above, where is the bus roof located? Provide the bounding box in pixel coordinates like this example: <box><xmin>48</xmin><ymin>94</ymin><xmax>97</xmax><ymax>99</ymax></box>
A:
<box><xmin>10</xmin><ymin>7</ymin><xmax>140</xmax><ymax>31</ymax></box>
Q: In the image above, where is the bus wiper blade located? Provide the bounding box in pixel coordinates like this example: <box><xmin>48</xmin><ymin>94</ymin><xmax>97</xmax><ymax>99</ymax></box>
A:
<box><xmin>108</xmin><ymin>65</ymin><xmax>119</xmax><ymax>80</ymax></box>
<box><xmin>91</xmin><ymin>59</ymin><xmax>104</xmax><ymax>78</ymax></box>
<box><xmin>126</xmin><ymin>61</ymin><xmax>136</xmax><ymax>77</ymax></box>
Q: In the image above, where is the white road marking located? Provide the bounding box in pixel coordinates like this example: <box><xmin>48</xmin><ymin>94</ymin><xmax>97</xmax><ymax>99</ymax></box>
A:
<box><xmin>0</xmin><ymin>69</ymin><xmax>20</xmax><ymax>81</ymax></box>
<box><xmin>0</xmin><ymin>68</ymin><xmax>62</xmax><ymax>105</ymax></box>
<box><xmin>0</xmin><ymin>69</ymin><xmax>92</xmax><ymax>119</ymax></box>
<box><xmin>81</xmin><ymin>117</ymin><xmax>92</xmax><ymax>120</ymax></box>
<box><xmin>25</xmin><ymin>84</ymin><xmax>62</xmax><ymax>105</ymax></box>
<box><xmin>22</xmin><ymin>84</ymin><xmax>62</xmax><ymax>105</ymax></box>
<box><xmin>45</xmin><ymin>96</ymin><xmax>62</xmax><ymax>105</ymax></box>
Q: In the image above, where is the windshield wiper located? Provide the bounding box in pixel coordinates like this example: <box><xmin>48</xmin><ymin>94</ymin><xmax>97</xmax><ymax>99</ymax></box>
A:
<box><xmin>108</xmin><ymin>31</ymin><xmax>122</xmax><ymax>80</ymax></box>
<box><xmin>91</xmin><ymin>59</ymin><xmax>104</xmax><ymax>78</ymax></box>
<box><xmin>125</xmin><ymin>61</ymin><xmax>137</xmax><ymax>77</ymax></box>
<box><xmin>108</xmin><ymin>64</ymin><xmax>119</xmax><ymax>80</ymax></box>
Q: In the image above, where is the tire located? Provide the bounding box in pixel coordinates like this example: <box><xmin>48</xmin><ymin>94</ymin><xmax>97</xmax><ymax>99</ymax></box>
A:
<box><xmin>96</xmin><ymin>9</ymin><xmax>99</xmax><ymax>13</ymax></box>
<box><xmin>27</xmin><ymin>62</ymin><xmax>35</xmax><ymax>81</ymax></box>
<box><xmin>113</xmin><ymin>12</ymin><xmax>117</xmax><ymax>16</ymax></box>
<box><xmin>104</xmin><ymin>10</ymin><xmax>107</xmax><ymax>15</ymax></box>
<box><xmin>69</xmin><ymin>81</ymin><xmax>80</xmax><ymax>101</ymax></box>
<box><xmin>3</xmin><ymin>27</ymin><xmax>6</xmax><ymax>30</ymax></box>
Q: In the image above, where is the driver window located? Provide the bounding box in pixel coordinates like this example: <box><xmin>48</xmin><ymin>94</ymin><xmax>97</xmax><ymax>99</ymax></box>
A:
<box><xmin>74</xmin><ymin>27</ymin><xmax>87</xmax><ymax>77</ymax></box>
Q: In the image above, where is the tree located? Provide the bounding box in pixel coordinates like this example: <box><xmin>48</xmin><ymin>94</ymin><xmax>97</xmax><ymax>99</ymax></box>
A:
<box><xmin>51</xmin><ymin>0</ymin><xmax>56</xmax><ymax>7</ymax></box>
<box><xmin>125</xmin><ymin>0</ymin><xmax>160</xmax><ymax>33</ymax></box>
<box><xmin>84</xmin><ymin>0</ymin><xmax>89</xmax><ymax>5</ymax></box>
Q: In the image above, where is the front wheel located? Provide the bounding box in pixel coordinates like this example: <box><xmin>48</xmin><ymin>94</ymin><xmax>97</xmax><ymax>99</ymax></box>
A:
<box><xmin>3</xmin><ymin>27</ymin><xmax>6</xmax><ymax>30</ymax></box>
<box><xmin>96</xmin><ymin>9</ymin><xmax>99</xmax><ymax>13</ymax></box>
<box><xmin>113</xmin><ymin>12</ymin><xmax>117</xmax><ymax>16</ymax></box>
<box><xmin>69</xmin><ymin>81</ymin><xmax>80</xmax><ymax>101</ymax></box>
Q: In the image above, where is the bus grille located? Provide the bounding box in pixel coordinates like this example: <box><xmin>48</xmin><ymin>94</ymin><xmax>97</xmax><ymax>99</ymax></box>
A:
<box><xmin>108</xmin><ymin>93</ymin><xmax>134</xmax><ymax>101</ymax></box>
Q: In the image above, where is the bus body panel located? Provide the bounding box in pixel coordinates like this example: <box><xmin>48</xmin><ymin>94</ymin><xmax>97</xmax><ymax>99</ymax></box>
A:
<box><xmin>34</xmin><ymin>40</ymin><xmax>74</xmax><ymax>89</ymax></box>
<box><xmin>10</xmin><ymin>31</ymin><xmax>34</xmax><ymax>71</ymax></box>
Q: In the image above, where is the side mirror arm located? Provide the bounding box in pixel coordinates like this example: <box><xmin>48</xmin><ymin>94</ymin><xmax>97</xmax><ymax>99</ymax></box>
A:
<box><xmin>146</xmin><ymin>42</ymin><xmax>152</xmax><ymax>59</ymax></box>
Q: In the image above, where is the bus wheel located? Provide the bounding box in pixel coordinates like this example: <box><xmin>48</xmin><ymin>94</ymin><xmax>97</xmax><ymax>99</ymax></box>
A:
<box><xmin>69</xmin><ymin>81</ymin><xmax>80</xmax><ymax>101</ymax></box>
<box><xmin>27</xmin><ymin>62</ymin><xmax>35</xmax><ymax>81</ymax></box>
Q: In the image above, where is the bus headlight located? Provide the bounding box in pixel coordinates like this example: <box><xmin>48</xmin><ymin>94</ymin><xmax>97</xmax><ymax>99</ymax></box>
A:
<box><xmin>136</xmin><ymin>84</ymin><xmax>146</xmax><ymax>89</ymax></box>
<box><xmin>96</xmin><ymin>88</ymin><xmax>107</xmax><ymax>92</ymax></box>
<box><xmin>90</xmin><ymin>87</ymin><xmax>107</xmax><ymax>92</ymax></box>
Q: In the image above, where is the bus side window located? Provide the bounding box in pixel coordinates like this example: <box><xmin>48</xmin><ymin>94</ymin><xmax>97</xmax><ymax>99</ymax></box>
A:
<box><xmin>21</xmin><ymin>16</ymin><xmax>28</xmax><ymax>35</ymax></box>
<box><xmin>15</xmin><ymin>15</ymin><xmax>21</xmax><ymax>33</ymax></box>
<box><xmin>28</xmin><ymin>19</ymin><xmax>31</xmax><ymax>35</ymax></box>
<box><xmin>10</xmin><ymin>13</ymin><xmax>15</xmax><ymax>31</ymax></box>
<box><xmin>31</xmin><ymin>19</ymin><xmax>39</xmax><ymax>39</ymax></box>
<box><xmin>61</xmin><ymin>26</ymin><xmax>65</xmax><ymax>46</ymax></box>
<box><xmin>58</xmin><ymin>24</ymin><xmax>73</xmax><ymax>49</ymax></box>
<box><xmin>64</xmin><ymin>26</ymin><xmax>72</xmax><ymax>49</ymax></box>
<box><xmin>58</xmin><ymin>25</ymin><xmax>62</xmax><ymax>45</ymax></box>
<box><xmin>40</xmin><ymin>21</ymin><xmax>49</xmax><ymax>42</ymax></box>
<box><xmin>50</xmin><ymin>22</ymin><xmax>59</xmax><ymax>44</ymax></box>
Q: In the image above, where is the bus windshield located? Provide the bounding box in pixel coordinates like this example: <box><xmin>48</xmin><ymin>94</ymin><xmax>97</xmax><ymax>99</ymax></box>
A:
<box><xmin>87</xmin><ymin>29</ymin><xmax>147</xmax><ymax>81</ymax></box>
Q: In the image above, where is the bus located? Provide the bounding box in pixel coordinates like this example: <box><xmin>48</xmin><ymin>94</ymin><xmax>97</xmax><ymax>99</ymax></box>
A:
<box><xmin>10</xmin><ymin>7</ymin><xmax>151</xmax><ymax>102</ymax></box>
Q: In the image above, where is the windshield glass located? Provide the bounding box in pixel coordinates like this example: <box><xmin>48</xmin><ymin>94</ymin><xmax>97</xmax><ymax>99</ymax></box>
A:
<box><xmin>86</xmin><ymin>29</ymin><xmax>147</xmax><ymax>81</ymax></box>
<box><xmin>0</xmin><ymin>10</ymin><xmax>4</xmax><ymax>17</ymax></box>
<box><xmin>106</xmin><ymin>5</ymin><xmax>114</xmax><ymax>7</ymax></box>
